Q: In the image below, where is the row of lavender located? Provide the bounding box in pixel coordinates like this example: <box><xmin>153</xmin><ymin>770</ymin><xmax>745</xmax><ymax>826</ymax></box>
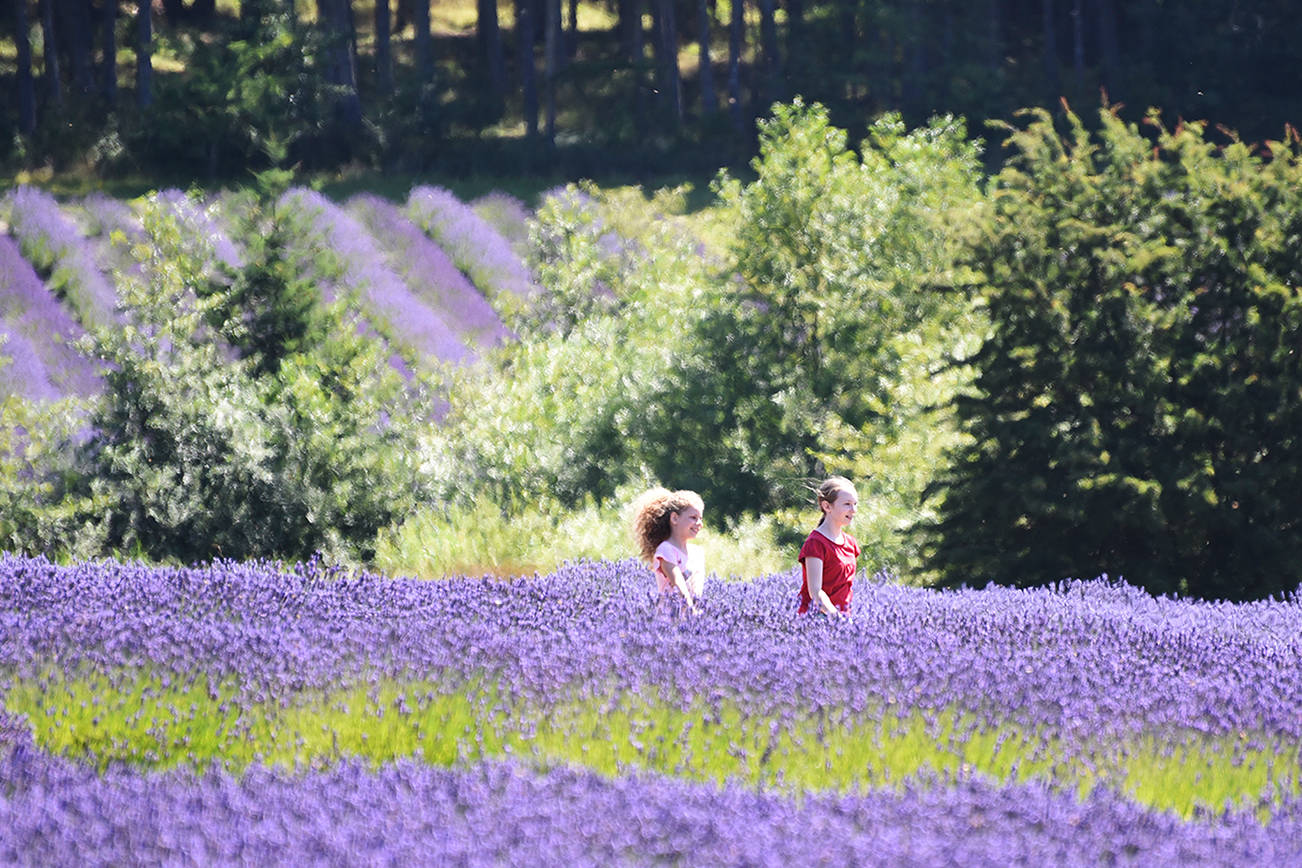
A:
<box><xmin>5</xmin><ymin>555</ymin><xmax>1302</xmax><ymax>739</ymax></box>
<box><xmin>0</xmin><ymin>185</ymin><xmax>535</xmax><ymax>401</ymax></box>
<box><xmin>3</xmin><ymin>555</ymin><xmax>1302</xmax><ymax>862</ymax></box>
<box><xmin>4</xmin><ymin>734</ymin><xmax>1298</xmax><ymax>866</ymax></box>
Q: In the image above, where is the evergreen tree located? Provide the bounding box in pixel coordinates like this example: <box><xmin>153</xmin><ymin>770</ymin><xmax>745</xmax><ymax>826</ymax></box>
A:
<box><xmin>922</xmin><ymin>105</ymin><xmax>1302</xmax><ymax>601</ymax></box>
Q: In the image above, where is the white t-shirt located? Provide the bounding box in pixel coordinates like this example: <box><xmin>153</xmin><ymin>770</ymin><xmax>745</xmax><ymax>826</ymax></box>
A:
<box><xmin>653</xmin><ymin>540</ymin><xmax>705</xmax><ymax>599</ymax></box>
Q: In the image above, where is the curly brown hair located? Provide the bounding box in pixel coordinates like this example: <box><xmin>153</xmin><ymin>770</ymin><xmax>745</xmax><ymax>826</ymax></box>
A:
<box><xmin>631</xmin><ymin>487</ymin><xmax>704</xmax><ymax>565</ymax></box>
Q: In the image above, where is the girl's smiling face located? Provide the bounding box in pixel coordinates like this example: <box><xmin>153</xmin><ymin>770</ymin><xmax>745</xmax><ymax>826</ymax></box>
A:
<box><xmin>822</xmin><ymin>489</ymin><xmax>858</xmax><ymax>529</ymax></box>
<box><xmin>670</xmin><ymin>506</ymin><xmax>703</xmax><ymax>541</ymax></box>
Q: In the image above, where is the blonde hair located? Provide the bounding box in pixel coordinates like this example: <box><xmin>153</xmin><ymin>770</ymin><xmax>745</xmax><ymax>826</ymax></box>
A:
<box><xmin>631</xmin><ymin>487</ymin><xmax>704</xmax><ymax>565</ymax></box>
<box><xmin>813</xmin><ymin>476</ymin><xmax>856</xmax><ymax>515</ymax></box>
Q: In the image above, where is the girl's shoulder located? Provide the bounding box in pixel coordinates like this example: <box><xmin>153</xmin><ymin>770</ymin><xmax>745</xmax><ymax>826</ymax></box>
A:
<box><xmin>654</xmin><ymin>539</ymin><xmax>687</xmax><ymax>561</ymax></box>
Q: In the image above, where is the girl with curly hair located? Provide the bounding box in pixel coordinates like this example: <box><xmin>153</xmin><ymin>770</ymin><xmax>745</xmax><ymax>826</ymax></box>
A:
<box><xmin>631</xmin><ymin>487</ymin><xmax>705</xmax><ymax>614</ymax></box>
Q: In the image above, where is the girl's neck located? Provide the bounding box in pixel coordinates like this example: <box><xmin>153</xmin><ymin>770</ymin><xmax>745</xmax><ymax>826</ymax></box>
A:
<box><xmin>815</xmin><ymin>519</ymin><xmax>845</xmax><ymax>543</ymax></box>
<box><xmin>666</xmin><ymin>533</ymin><xmax>692</xmax><ymax>552</ymax></box>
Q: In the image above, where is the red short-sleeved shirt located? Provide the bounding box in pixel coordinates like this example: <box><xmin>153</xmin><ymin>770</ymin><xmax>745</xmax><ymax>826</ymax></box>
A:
<box><xmin>797</xmin><ymin>529</ymin><xmax>860</xmax><ymax>614</ymax></box>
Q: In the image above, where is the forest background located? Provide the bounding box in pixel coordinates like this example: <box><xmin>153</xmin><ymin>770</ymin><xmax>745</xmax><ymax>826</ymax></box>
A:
<box><xmin>2</xmin><ymin>0</ymin><xmax>1302</xmax><ymax>602</ymax></box>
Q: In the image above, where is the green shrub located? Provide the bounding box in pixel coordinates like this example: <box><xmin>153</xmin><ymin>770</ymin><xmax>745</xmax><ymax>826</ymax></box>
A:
<box><xmin>923</xmin><ymin>106</ymin><xmax>1302</xmax><ymax>600</ymax></box>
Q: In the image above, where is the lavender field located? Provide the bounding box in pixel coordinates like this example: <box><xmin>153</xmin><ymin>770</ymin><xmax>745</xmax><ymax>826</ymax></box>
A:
<box><xmin>3</xmin><ymin>554</ymin><xmax>1302</xmax><ymax>864</ymax></box>
<box><xmin>0</xmin><ymin>184</ymin><xmax>526</xmax><ymax>401</ymax></box>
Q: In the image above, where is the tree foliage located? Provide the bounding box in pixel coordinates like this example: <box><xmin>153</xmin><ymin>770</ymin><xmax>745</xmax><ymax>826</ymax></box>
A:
<box><xmin>653</xmin><ymin>101</ymin><xmax>984</xmax><ymax>550</ymax></box>
<box><xmin>923</xmin><ymin>105</ymin><xmax>1302</xmax><ymax>600</ymax></box>
<box><xmin>71</xmin><ymin>190</ymin><xmax>433</xmax><ymax>563</ymax></box>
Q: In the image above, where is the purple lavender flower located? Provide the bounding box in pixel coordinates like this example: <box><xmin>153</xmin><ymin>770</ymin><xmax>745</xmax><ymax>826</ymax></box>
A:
<box><xmin>154</xmin><ymin>189</ymin><xmax>245</xmax><ymax>273</ymax></box>
<box><xmin>348</xmin><ymin>194</ymin><xmax>511</xmax><ymax>354</ymax></box>
<box><xmin>407</xmin><ymin>186</ymin><xmax>540</xmax><ymax>300</ymax></box>
<box><xmin>3</xmin><ymin>186</ymin><xmax>118</xmax><ymax>328</ymax></box>
<box><xmin>471</xmin><ymin>191</ymin><xmax>534</xmax><ymax>257</ymax></box>
<box><xmin>75</xmin><ymin>193</ymin><xmax>147</xmax><ymax>279</ymax></box>
<box><xmin>1</xmin><ymin>752</ymin><xmax>1301</xmax><ymax>865</ymax></box>
<box><xmin>0</xmin><ymin>235</ymin><xmax>100</xmax><ymax>399</ymax></box>
<box><xmin>282</xmin><ymin>188</ymin><xmax>471</xmax><ymax>368</ymax></box>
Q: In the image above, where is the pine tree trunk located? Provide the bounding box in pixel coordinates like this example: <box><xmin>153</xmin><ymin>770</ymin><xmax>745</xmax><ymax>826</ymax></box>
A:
<box><xmin>1071</xmin><ymin>0</ymin><xmax>1085</xmax><ymax>91</ymax></box>
<box><xmin>414</xmin><ymin>0</ymin><xmax>433</xmax><ymax>79</ymax></box>
<box><xmin>1042</xmin><ymin>0</ymin><xmax>1060</xmax><ymax>98</ymax></box>
<box><xmin>41</xmin><ymin>0</ymin><xmax>62</xmax><ymax>108</ymax></box>
<box><xmin>103</xmin><ymin>0</ymin><xmax>117</xmax><ymax>104</ymax></box>
<box><xmin>477</xmin><ymin>0</ymin><xmax>506</xmax><ymax>110</ymax></box>
<box><xmin>317</xmin><ymin>0</ymin><xmax>363</xmax><ymax>129</ymax></box>
<box><xmin>566</xmin><ymin>0</ymin><xmax>578</xmax><ymax>58</ymax></box>
<box><xmin>15</xmin><ymin>0</ymin><xmax>36</xmax><ymax>134</ymax></box>
<box><xmin>375</xmin><ymin>0</ymin><xmax>393</xmax><ymax>96</ymax></box>
<box><xmin>136</xmin><ymin>0</ymin><xmax>151</xmax><ymax>109</ymax></box>
<box><xmin>1094</xmin><ymin>0</ymin><xmax>1119</xmax><ymax>93</ymax></box>
<box><xmin>785</xmin><ymin>0</ymin><xmax>803</xmax><ymax>78</ymax></box>
<box><xmin>727</xmin><ymin>0</ymin><xmax>742</xmax><ymax>132</ymax></box>
<box><xmin>756</xmin><ymin>0</ymin><xmax>779</xmax><ymax>106</ymax></box>
<box><xmin>517</xmin><ymin>0</ymin><xmax>538</xmax><ymax>141</ymax></box>
<box><xmin>655</xmin><ymin>0</ymin><xmax>682</xmax><ymax>123</ymax></box>
<box><xmin>59</xmin><ymin>0</ymin><xmax>94</xmax><ymax>95</ymax></box>
<box><xmin>696</xmin><ymin>0</ymin><xmax>716</xmax><ymax>114</ymax></box>
<box><xmin>544</xmin><ymin>0</ymin><xmax>559</xmax><ymax>147</ymax></box>
<box><xmin>988</xmin><ymin>0</ymin><xmax>1002</xmax><ymax>74</ymax></box>
<box><xmin>629</xmin><ymin>0</ymin><xmax>645</xmax><ymax>131</ymax></box>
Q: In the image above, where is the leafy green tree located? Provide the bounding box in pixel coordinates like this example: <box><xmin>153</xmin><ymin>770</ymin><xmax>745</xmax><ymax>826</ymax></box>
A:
<box><xmin>653</xmin><ymin>100</ymin><xmax>984</xmax><ymax>561</ymax></box>
<box><xmin>923</xmin><ymin>105</ymin><xmax>1302</xmax><ymax>600</ymax></box>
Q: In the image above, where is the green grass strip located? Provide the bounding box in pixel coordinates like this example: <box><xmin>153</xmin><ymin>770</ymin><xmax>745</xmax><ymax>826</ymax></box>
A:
<box><xmin>5</xmin><ymin>667</ymin><xmax>1298</xmax><ymax>820</ymax></box>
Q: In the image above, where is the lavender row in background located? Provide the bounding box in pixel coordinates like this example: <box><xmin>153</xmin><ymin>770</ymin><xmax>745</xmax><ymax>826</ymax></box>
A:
<box><xmin>347</xmin><ymin>194</ymin><xmax>511</xmax><ymax>353</ymax></box>
<box><xmin>407</xmin><ymin>186</ymin><xmax>540</xmax><ymax>301</ymax></box>
<box><xmin>1</xmin><ymin>187</ymin><xmax>118</xmax><ymax>329</ymax></box>
<box><xmin>0</xmin><ymin>236</ymin><xmax>100</xmax><ymax>400</ymax></box>
<box><xmin>0</xmin><ymin>717</ymin><xmax>1297</xmax><ymax>868</ymax></box>
<box><xmin>3</xmin><ymin>555</ymin><xmax>1300</xmax><ymax>743</ymax></box>
<box><xmin>281</xmin><ymin>188</ymin><xmax>472</xmax><ymax>369</ymax></box>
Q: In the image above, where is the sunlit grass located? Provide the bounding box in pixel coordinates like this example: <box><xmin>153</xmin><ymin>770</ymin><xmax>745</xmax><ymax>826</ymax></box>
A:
<box><xmin>7</xmin><ymin>666</ymin><xmax>1299</xmax><ymax>821</ymax></box>
<box><xmin>374</xmin><ymin>487</ymin><xmax>789</xmax><ymax>580</ymax></box>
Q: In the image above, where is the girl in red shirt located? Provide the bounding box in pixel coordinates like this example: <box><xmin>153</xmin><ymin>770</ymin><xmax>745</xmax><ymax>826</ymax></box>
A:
<box><xmin>797</xmin><ymin>476</ymin><xmax>860</xmax><ymax>616</ymax></box>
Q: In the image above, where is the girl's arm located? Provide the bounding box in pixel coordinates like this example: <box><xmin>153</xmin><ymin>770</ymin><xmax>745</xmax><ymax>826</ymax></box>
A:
<box><xmin>658</xmin><ymin>558</ymin><xmax>699</xmax><ymax>614</ymax></box>
<box><xmin>804</xmin><ymin>557</ymin><xmax>841</xmax><ymax>617</ymax></box>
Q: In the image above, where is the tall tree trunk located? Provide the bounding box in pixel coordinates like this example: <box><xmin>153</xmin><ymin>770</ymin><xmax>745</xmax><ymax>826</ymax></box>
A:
<box><xmin>102</xmin><ymin>0</ymin><xmax>117</xmax><ymax>104</ymax></box>
<box><xmin>15</xmin><ymin>0</ymin><xmax>36</xmax><ymax>134</ymax></box>
<box><xmin>1042</xmin><ymin>0</ymin><xmax>1060</xmax><ymax>99</ymax></box>
<box><xmin>727</xmin><ymin>0</ymin><xmax>742</xmax><ymax>132</ymax></box>
<box><xmin>654</xmin><ymin>0</ymin><xmax>682</xmax><ymax>123</ymax></box>
<box><xmin>414</xmin><ymin>0</ymin><xmax>433</xmax><ymax>79</ymax></box>
<box><xmin>618</xmin><ymin>0</ymin><xmax>635</xmax><ymax>59</ymax></box>
<box><xmin>193</xmin><ymin>0</ymin><xmax>216</xmax><ymax>22</ymax></box>
<box><xmin>136</xmin><ymin>0</ymin><xmax>152</xmax><ymax>108</ymax></box>
<box><xmin>161</xmin><ymin>0</ymin><xmax>183</xmax><ymax>26</ymax></box>
<box><xmin>477</xmin><ymin>0</ymin><xmax>506</xmax><ymax>111</ymax></box>
<box><xmin>629</xmin><ymin>0</ymin><xmax>645</xmax><ymax>131</ymax></box>
<box><xmin>517</xmin><ymin>0</ymin><xmax>538</xmax><ymax>142</ymax></box>
<box><xmin>544</xmin><ymin>0</ymin><xmax>559</xmax><ymax>147</ymax></box>
<box><xmin>756</xmin><ymin>0</ymin><xmax>779</xmax><ymax>107</ymax></box>
<box><xmin>41</xmin><ymin>0</ymin><xmax>62</xmax><ymax>108</ymax></box>
<box><xmin>566</xmin><ymin>0</ymin><xmax>578</xmax><ymax>58</ymax></box>
<box><xmin>1071</xmin><ymin>0</ymin><xmax>1085</xmax><ymax>91</ymax></box>
<box><xmin>375</xmin><ymin>0</ymin><xmax>393</xmax><ymax>96</ymax></box>
<box><xmin>59</xmin><ymin>0</ymin><xmax>94</xmax><ymax>95</ymax></box>
<box><xmin>317</xmin><ymin>0</ymin><xmax>363</xmax><ymax>129</ymax></box>
<box><xmin>785</xmin><ymin>0</ymin><xmax>803</xmax><ymax>80</ymax></box>
<box><xmin>987</xmin><ymin>0</ymin><xmax>1002</xmax><ymax>74</ymax></box>
<box><xmin>901</xmin><ymin>0</ymin><xmax>926</xmax><ymax>116</ymax></box>
<box><xmin>1094</xmin><ymin>0</ymin><xmax>1119</xmax><ymax>94</ymax></box>
<box><xmin>696</xmin><ymin>0</ymin><xmax>716</xmax><ymax>114</ymax></box>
